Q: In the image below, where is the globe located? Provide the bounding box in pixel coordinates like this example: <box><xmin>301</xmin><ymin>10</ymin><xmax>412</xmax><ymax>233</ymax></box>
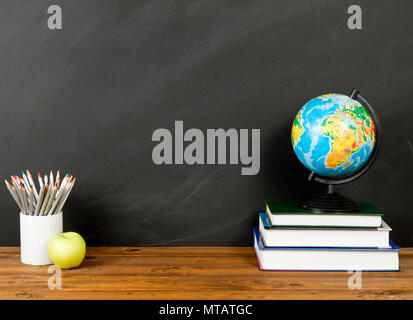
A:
<box><xmin>291</xmin><ymin>93</ymin><xmax>376</xmax><ymax>178</ymax></box>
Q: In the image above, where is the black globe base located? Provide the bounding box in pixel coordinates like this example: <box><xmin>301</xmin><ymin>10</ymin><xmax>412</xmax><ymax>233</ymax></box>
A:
<box><xmin>300</xmin><ymin>185</ymin><xmax>362</xmax><ymax>213</ymax></box>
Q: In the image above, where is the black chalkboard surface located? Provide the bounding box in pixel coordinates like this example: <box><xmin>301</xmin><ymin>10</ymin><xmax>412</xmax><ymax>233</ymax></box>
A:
<box><xmin>0</xmin><ymin>0</ymin><xmax>412</xmax><ymax>246</ymax></box>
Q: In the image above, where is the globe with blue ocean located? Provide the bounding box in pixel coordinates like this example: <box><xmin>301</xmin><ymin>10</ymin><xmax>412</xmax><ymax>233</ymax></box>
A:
<box><xmin>291</xmin><ymin>93</ymin><xmax>376</xmax><ymax>178</ymax></box>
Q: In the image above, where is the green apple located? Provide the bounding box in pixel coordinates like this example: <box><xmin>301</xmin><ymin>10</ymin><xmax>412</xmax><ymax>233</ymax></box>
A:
<box><xmin>48</xmin><ymin>232</ymin><xmax>86</xmax><ymax>269</ymax></box>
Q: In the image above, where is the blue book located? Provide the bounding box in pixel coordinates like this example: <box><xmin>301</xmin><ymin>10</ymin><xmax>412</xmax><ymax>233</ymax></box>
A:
<box><xmin>253</xmin><ymin>228</ymin><xmax>400</xmax><ymax>271</ymax></box>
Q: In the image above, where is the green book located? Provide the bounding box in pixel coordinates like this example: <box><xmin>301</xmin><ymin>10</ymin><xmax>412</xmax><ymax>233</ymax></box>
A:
<box><xmin>265</xmin><ymin>201</ymin><xmax>383</xmax><ymax>228</ymax></box>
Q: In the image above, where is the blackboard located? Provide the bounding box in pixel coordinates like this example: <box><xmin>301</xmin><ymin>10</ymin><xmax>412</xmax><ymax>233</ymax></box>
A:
<box><xmin>0</xmin><ymin>0</ymin><xmax>412</xmax><ymax>246</ymax></box>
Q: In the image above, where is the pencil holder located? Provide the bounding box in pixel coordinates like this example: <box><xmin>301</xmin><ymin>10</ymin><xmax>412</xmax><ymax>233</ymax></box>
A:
<box><xmin>20</xmin><ymin>212</ymin><xmax>63</xmax><ymax>265</ymax></box>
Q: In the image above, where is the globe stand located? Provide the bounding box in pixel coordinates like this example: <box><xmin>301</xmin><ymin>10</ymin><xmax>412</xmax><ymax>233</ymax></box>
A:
<box><xmin>300</xmin><ymin>185</ymin><xmax>361</xmax><ymax>213</ymax></box>
<box><xmin>299</xmin><ymin>89</ymin><xmax>380</xmax><ymax>213</ymax></box>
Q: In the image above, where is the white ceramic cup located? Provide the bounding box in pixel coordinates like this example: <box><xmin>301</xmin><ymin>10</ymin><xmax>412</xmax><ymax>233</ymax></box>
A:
<box><xmin>20</xmin><ymin>212</ymin><xmax>63</xmax><ymax>265</ymax></box>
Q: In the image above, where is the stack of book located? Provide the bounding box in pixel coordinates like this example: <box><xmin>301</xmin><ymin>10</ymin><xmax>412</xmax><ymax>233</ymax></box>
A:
<box><xmin>254</xmin><ymin>202</ymin><xmax>400</xmax><ymax>271</ymax></box>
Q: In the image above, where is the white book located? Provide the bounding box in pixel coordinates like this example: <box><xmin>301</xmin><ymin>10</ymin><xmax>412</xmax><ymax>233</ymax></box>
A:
<box><xmin>259</xmin><ymin>213</ymin><xmax>391</xmax><ymax>248</ymax></box>
<box><xmin>266</xmin><ymin>202</ymin><xmax>382</xmax><ymax>228</ymax></box>
<box><xmin>253</xmin><ymin>228</ymin><xmax>399</xmax><ymax>271</ymax></box>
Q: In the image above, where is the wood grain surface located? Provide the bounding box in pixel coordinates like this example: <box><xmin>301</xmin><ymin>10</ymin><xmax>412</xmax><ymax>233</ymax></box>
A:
<box><xmin>0</xmin><ymin>246</ymin><xmax>412</xmax><ymax>300</ymax></box>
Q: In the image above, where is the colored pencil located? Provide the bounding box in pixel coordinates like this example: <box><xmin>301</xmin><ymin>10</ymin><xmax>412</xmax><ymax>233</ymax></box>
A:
<box><xmin>56</xmin><ymin>174</ymin><xmax>68</xmax><ymax>198</ymax></box>
<box><xmin>39</xmin><ymin>185</ymin><xmax>51</xmax><ymax>216</ymax></box>
<box><xmin>48</xmin><ymin>184</ymin><xmax>65</xmax><ymax>215</ymax></box>
<box><xmin>55</xmin><ymin>178</ymin><xmax>75</xmax><ymax>214</ymax></box>
<box><xmin>34</xmin><ymin>186</ymin><xmax>45</xmax><ymax>216</ymax></box>
<box><xmin>49</xmin><ymin>171</ymin><xmax>54</xmax><ymax>189</ymax></box>
<box><xmin>21</xmin><ymin>187</ymin><xmax>28</xmax><ymax>214</ymax></box>
<box><xmin>44</xmin><ymin>185</ymin><xmax>57</xmax><ymax>215</ymax></box>
<box><xmin>38</xmin><ymin>173</ymin><xmax>44</xmax><ymax>189</ymax></box>
<box><xmin>26</xmin><ymin>170</ymin><xmax>39</xmax><ymax>201</ymax></box>
<box><xmin>55</xmin><ymin>171</ymin><xmax>60</xmax><ymax>187</ymax></box>
<box><xmin>11</xmin><ymin>186</ymin><xmax>24</xmax><ymax>212</ymax></box>
<box><xmin>29</xmin><ymin>188</ymin><xmax>34</xmax><ymax>215</ymax></box>
<box><xmin>5</xmin><ymin>180</ymin><xmax>23</xmax><ymax>211</ymax></box>
<box><xmin>5</xmin><ymin>170</ymin><xmax>76</xmax><ymax>216</ymax></box>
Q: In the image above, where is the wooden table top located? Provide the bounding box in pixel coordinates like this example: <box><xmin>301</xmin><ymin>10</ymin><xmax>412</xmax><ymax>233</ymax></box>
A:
<box><xmin>0</xmin><ymin>246</ymin><xmax>412</xmax><ymax>300</ymax></box>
